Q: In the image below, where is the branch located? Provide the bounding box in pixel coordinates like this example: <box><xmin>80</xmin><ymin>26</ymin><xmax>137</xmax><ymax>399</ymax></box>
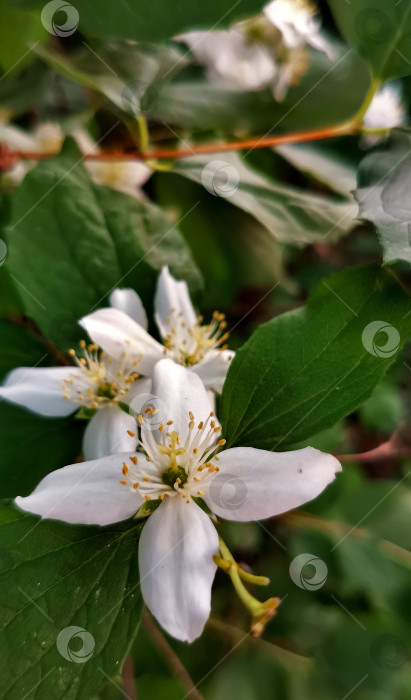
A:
<box><xmin>122</xmin><ymin>654</ymin><xmax>138</xmax><ymax>700</ymax></box>
<box><xmin>142</xmin><ymin>611</ymin><xmax>204</xmax><ymax>700</ymax></box>
<box><xmin>0</xmin><ymin>121</ymin><xmax>360</xmax><ymax>167</ymax></box>
<box><xmin>335</xmin><ymin>439</ymin><xmax>411</xmax><ymax>463</ymax></box>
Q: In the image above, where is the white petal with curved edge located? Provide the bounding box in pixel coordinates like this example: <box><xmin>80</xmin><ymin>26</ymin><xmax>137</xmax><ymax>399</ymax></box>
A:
<box><xmin>122</xmin><ymin>376</ymin><xmax>152</xmax><ymax>407</ymax></box>
<box><xmin>80</xmin><ymin>307</ymin><xmax>163</xmax><ymax>374</ymax></box>
<box><xmin>109</xmin><ymin>288</ymin><xmax>148</xmax><ymax>329</ymax></box>
<box><xmin>204</xmin><ymin>446</ymin><xmax>341</xmax><ymax>522</ymax></box>
<box><xmin>15</xmin><ymin>454</ymin><xmax>142</xmax><ymax>525</ymax></box>
<box><xmin>82</xmin><ymin>405</ymin><xmax>137</xmax><ymax>460</ymax></box>
<box><xmin>155</xmin><ymin>266</ymin><xmax>197</xmax><ymax>339</ymax></box>
<box><xmin>139</xmin><ymin>496</ymin><xmax>218</xmax><ymax>642</ymax></box>
<box><xmin>148</xmin><ymin>359</ymin><xmax>217</xmax><ymax>442</ymax></box>
<box><xmin>192</xmin><ymin>349</ymin><xmax>235</xmax><ymax>392</ymax></box>
<box><xmin>0</xmin><ymin>366</ymin><xmax>84</xmax><ymax>417</ymax></box>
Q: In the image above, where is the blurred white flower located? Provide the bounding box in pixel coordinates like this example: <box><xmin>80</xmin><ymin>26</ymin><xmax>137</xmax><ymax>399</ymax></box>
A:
<box><xmin>176</xmin><ymin>29</ymin><xmax>276</xmax><ymax>91</ymax></box>
<box><xmin>264</xmin><ymin>0</ymin><xmax>334</xmax><ymax>59</ymax></box>
<box><xmin>362</xmin><ymin>84</ymin><xmax>406</xmax><ymax>145</ymax></box>
<box><xmin>177</xmin><ymin>0</ymin><xmax>334</xmax><ymax>100</ymax></box>
<box><xmin>15</xmin><ymin>359</ymin><xmax>342</xmax><ymax>642</ymax></box>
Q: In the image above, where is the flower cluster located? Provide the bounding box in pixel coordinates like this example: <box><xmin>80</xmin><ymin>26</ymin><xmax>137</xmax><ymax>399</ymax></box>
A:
<box><xmin>1</xmin><ymin>267</ymin><xmax>341</xmax><ymax>642</ymax></box>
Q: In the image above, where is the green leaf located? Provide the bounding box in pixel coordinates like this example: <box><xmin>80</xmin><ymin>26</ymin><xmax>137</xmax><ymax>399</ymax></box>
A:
<box><xmin>0</xmin><ymin>321</ymin><xmax>47</xmax><ymax>380</ymax></box>
<box><xmin>275</xmin><ymin>143</ymin><xmax>357</xmax><ymax>197</ymax></box>
<box><xmin>0</xmin><ymin>0</ymin><xmax>46</xmax><ymax>74</ymax></box>
<box><xmin>356</xmin><ymin>128</ymin><xmax>411</xmax><ymax>265</ymax></box>
<box><xmin>154</xmin><ymin>46</ymin><xmax>370</xmax><ymax>132</ymax></box>
<box><xmin>221</xmin><ymin>264</ymin><xmax>411</xmax><ymax>450</ymax></box>
<box><xmin>173</xmin><ymin>151</ymin><xmax>356</xmax><ymax>246</ymax></box>
<box><xmin>12</xmin><ymin>0</ymin><xmax>266</xmax><ymax>42</ymax></box>
<box><xmin>0</xmin><ymin>504</ymin><xmax>143</xmax><ymax>699</ymax></box>
<box><xmin>328</xmin><ymin>0</ymin><xmax>411</xmax><ymax>80</ymax></box>
<box><xmin>6</xmin><ymin>138</ymin><xmax>201</xmax><ymax>345</ymax></box>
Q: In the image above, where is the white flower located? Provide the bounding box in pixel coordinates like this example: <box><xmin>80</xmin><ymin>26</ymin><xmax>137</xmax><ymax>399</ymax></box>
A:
<box><xmin>264</xmin><ymin>0</ymin><xmax>334</xmax><ymax>59</ymax></box>
<box><xmin>15</xmin><ymin>359</ymin><xmax>342</xmax><ymax>642</ymax></box>
<box><xmin>362</xmin><ymin>84</ymin><xmax>406</xmax><ymax>145</ymax></box>
<box><xmin>0</xmin><ymin>342</ymin><xmax>148</xmax><ymax>460</ymax></box>
<box><xmin>176</xmin><ymin>29</ymin><xmax>276</xmax><ymax>92</ymax></box>
<box><xmin>81</xmin><ymin>266</ymin><xmax>234</xmax><ymax>393</ymax></box>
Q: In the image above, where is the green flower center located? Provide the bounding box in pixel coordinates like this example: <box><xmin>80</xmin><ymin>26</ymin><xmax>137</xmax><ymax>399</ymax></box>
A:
<box><xmin>161</xmin><ymin>466</ymin><xmax>188</xmax><ymax>489</ymax></box>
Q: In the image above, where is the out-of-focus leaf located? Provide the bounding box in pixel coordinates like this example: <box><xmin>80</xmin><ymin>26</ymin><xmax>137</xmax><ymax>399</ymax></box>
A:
<box><xmin>154</xmin><ymin>45</ymin><xmax>370</xmax><ymax>132</ymax></box>
<box><xmin>328</xmin><ymin>0</ymin><xmax>411</xmax><ymax>80</ymax></box>
<box><xmin>34</xmin><ymin>41</ymin><xmax>187</xmax><ymax>116</ymax></box>
<box><xmin>275</xmin><ymin>142</ymin><xmax>357</xmax><ymax>197</ymax></box>
<box><xmin>0</xmin><ymin>505</ymin><xmax>143</xmax><ymax>699</ymax></box>
<box><xmin>359</xmin><ymin>378</ymin><xmax>403</xmax><ymax>433</ymax></box>
<box><xmin>221</xmin><ymin>265</ymin><xmax>411</xmax><ymax>449</ymax></box>
<box><xmin>0</xmin><ymin>0</ymin><xmax>46</xmax><ymax>74</ymax></box>
<box><xmin>356</xmin><ymin>128</ymin><xmax>411</xmax><ymax>265</ymax></box>
<box><xmin>12</xmin><ymin>0</ymin><xmax>267</xmax><ymax>42</ymax></box>
<box><xmin>174</xmin><ymin>151</ymin><xmax>356</xmax><ymax>246</ymax></box>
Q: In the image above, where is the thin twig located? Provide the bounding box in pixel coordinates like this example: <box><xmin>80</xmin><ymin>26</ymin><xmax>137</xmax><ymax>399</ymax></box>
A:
<box><xmin>122</xmin><ymin>654</ymin><xmax>138</xmax><ymax>700</ymax></box>
<box><xmin>142</xmin><ymin>611</ymin><xmax>204</xmax><ymax>700</ymax></box>
<box><xmin>0</xmin><ymin>122</ymin><xmax>359</xmax><ymax>165</ymax></box>
<box><xmin>335</xmin><ymin>440</ymin><xmax>411</xmax><ymax>463</ymax></box>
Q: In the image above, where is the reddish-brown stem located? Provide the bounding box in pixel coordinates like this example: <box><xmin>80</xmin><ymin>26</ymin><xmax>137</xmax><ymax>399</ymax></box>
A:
<box><xmin>0</xmin><ymin>122</ymin><xmax>357</xmax><ymax>166</ymax></box>
<box><xmin>122</xmin><ymin>654</ymin><xmax>138</xmax><ymax>700</ymax></box>
<box><xmin>335</xmin><ymin>440</ymin><xmax>411</xmax><ymax>463</ymax></box>
<box><xmin>142</xmin><ymin>612</ymin><xmax>204</xmax><ymax>700</ymax></box>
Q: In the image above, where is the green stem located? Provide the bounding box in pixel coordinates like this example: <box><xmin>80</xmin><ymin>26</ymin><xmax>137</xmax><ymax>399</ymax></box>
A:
<box><xmin>354</xmin><ymin>78</ymin><xmax>382</xmax><ymax>122</ymax></box>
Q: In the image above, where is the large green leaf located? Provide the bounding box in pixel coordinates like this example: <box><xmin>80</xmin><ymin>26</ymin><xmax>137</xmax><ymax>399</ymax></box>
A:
<box><xmin>356</xmin><ymin>128</ymin><xmax>411</xmax><ymax>265</ymax></box>
<box><xmin>174</xmin><ymin>151</ymin><xmax>356</xmax><ymax>246</ymax></box>
<box><xmin>221</xmin><ymin>265</ymin><xmax>411</xmax><ymax>450</ymax></box>
<box><xmin>12</xmin><ymin>0</ymin><xmax>266</xmax><ymax>42</ymax></box>
<box><xmin>328</xmin><ymin>0</ymin><xmax>411</xmax><ymax>80</ymax></box>
<box><xmin>0</xmin><ymin>0</ymin><xmax>46</xmax><ymax>74</ymax></box>
<box><xmin>6</xmin><ymin>139</ymin><xmax>201</xmax><ymax>344</ymax></box>
<box><xmin>0</xmin><ymin>505</ymin><xmax>143</xmax><ymax>699</ymax></box>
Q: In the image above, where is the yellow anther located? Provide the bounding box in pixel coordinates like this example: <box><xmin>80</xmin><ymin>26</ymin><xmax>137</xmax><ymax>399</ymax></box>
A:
<box><xmin>130</xmin><ymin>456</ymin><xmax>137</xmax><ymax>465</ymax></box>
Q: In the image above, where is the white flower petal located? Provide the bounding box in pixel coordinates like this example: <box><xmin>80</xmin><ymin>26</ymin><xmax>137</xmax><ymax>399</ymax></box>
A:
<box><xmin>192</xmin><ymin>349</ymin><xmax>234</xmax><ymax>392</ymax></box>
<box><xmin>82</xmin><ymin>405</ymin><xmax>137</xmax><ymax>460</ymax></box>
<box><xmin>15</xmin><ymin>454</ymin><xmax>142</xmax><ymax>525</ymax></box>
<box><xmin>155</xmin><ymin>266</ymin><xmax>197</xmax><ymax>339</ymax></box>
<box><xmin>0</xmin><ymin>366</ymin><xmax>83</xmax><ymax>417</ymax></box>
<box><xmin>109</xmin><ymin>288</ymin><xmax>148</xmax><ymax>329</ymax></box>
<box><xmin>80</xmin><ymin>308</ymin><xmax>163</xmax><ymax>375</ymax></box>
<box><xmin>149</xmin><ymin>359</ymin><xmax>216</xmax><ymax>442</ymax></box>
<box><xmin>122</xmin><ymin>376</ymin><xmax>152</xmax><ymax>407</ymax></box>
<box><xmin>139</xmin><ymin>496</ymin><xmax>218</xmax><ymax>642</ymax></box>
<box><xmin>204</xmin><ymin>446</ymin><xmax>341</xmax><ymax>521</ymax></box>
